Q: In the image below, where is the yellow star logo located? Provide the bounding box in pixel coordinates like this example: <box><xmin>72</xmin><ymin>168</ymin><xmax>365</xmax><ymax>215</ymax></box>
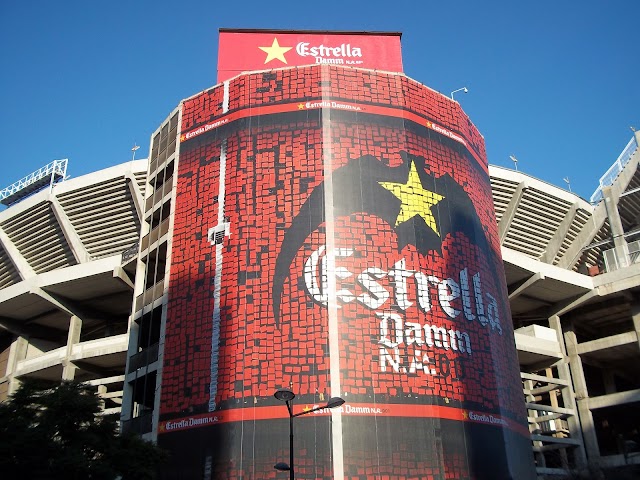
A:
<box><xmin>180</xmin><ymin>134</ymin><xmax>186</xmax><ymax>142</ymax></box>
<box><xmin>302</xmin><ymin>405</ymin><xmax>312</xmax><ymax>412</ymax></box>
<box><xmin>462</xmin><ymin>410</ymin><xmax>469</xmax><ymax>419</ymax></box>
<box><xmin>379</xmin><ymin>162</ymin><xmax>444</xmax><ymax>234</ymax></box>
<box><xmin>298</xmin><ymin>103</ymin><xmax>305</xmax><ymax>110</ymax></box>
<box><xmin>259</xmin><ymin>38</ymin><xmax>292</xmax><ymax>65</ymax></box>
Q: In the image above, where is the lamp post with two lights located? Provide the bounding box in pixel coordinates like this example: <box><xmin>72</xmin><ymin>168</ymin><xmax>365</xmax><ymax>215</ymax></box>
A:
<box><xmin>273</xmin><ymin>388</ymin><xmax>345</xmax><ymax>480</ymax></box>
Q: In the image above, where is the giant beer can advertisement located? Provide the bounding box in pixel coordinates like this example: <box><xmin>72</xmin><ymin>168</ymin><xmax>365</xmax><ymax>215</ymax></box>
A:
<box><xmin>158</xmin><ymin>63</ymin><xmax>535</xmax><ymax>479</ymax></box>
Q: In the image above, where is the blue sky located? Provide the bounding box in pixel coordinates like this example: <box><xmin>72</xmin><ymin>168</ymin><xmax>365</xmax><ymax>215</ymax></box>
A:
<box><xmin>0</xmin><ymin>1</ymin><xmax>637</xmax><ymax>201</ymax></box>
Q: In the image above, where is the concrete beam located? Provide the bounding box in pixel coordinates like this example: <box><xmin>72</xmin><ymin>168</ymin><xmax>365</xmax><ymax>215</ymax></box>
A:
<box><xmin>526</xmin><ymin>403</ymin><xmax>574</xmax><ymax>416</ymax></box>
<box><xmin>72</xmin><ymin>360</ymin><xmax>123</xmax><ymax>378</ymax></box>
<box><xmin>0</xmin><ymin>226</ymin><xmax>36</xmax><ymax>280</ymax></box>
<box><xmin>576</xmin><ymin>331</ymin><xmax>638</xmax><ymax>355</ymax></box>
<box><xmin>548</xmin><ymin>290</ymin><xmax>596</xmax><ymax>317</ymax></box>
<box><xmin>520</xmin><ymin>293</ymin><xmax>554</xmax><ymax>307</ymax></box>
<box><xmin>49</xmin><ymin>197</ymin><xmax>91</xmax><ymax>264</ymax></box>
<box><xmin>520</xmin><ymin>371</ymin><xmax>569</xmax><ymax>386</ymax></box>
<box><xmin>125</xmin><ymin>174</ymin><xmax>144</xmax><ymax>222</ymax></box>
<box><xmin>30</xmin><ymin>287</ymin><xmax>91</xmax><ymax>321</ymax></box>
<box><xmin>528</xmin><ymin>384</ymin><xmax>564</xmax><ymax>395</ymax></box>
<box><xmin>0</xmin><ymin>316</ymin><xmax>66</xmax><ymax>342</ymax></box>
<box><xmin>588</xmin><ymin>388</ymin><xmax>640</xmax><ymax>410</ymax></box>
<box><xmin>35</xmin><ymin>286</ymin><xmax>119</xmax><ymax>322</ymax></box>
<box><xmin>594</xmin><ymin>263</ymin><xmax>640</xmax><ymax>295</ymax></box>
<box><xmin>85</xmin><ymin>375</ymin><xmax>125</xmax><ymax>386</ymax></box>
<box><xmin>539</xmin><ymin>204</ymin><xmax>578</xmax><ymax>264</ymax></box>
<box><xmin>556</xmin><ymin>204</ymin><xmax>607</xmax><ymax>270</ymax></box>
<box><xmin>521</xmin><ymin>357</ymin><xmax>563</xmax><ymax>373</ymax></box>
<box><xmin>498</xmin><ymin>181</ymin><xmax>527</xmax><ymax>244</ymax></box>
<box><xmin>508</xmin><ymin>272</ymin><xmax>545</xmax><ymax>300</ymax></box>
<box><xmin>530</xmin><ymin>412</ymin><xmax>570</xmax><ymax>423</ymax></box>
<box><xmin>113</xmin><ymin>265</ymin><xmax>135</xmax><ymax>290</ymax></box>
<box><xmin>100</xmin><ymin>391</ymin><xmax>124</xmax><ymax>400</ymax></box>
<box><xmin>530</xmin><ymin>435</ymin><xmax>581</xmax><ymax>446</ymax></box>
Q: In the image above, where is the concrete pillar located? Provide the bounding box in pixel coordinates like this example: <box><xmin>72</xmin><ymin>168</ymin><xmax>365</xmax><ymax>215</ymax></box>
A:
<box><xmin>564</xmin><ymin>328</ymin><xmax>600</xmax><ymax>460</ymax></box>
<box><xmin>97</xmin><ymin>384</ymin><xmax>107</xmax><ymax>409</ymax></box>
<box><xmin>549</xmin><ymin>315</ymin><xmax>588</xmax><ymax>468</ymax></box>
<box><xmin>120</xmin><ymin>318</ymin><xmax>140</xmax><ymax>425</ymax></box>
<box><xmin>632</xmin><ymin>299</ymin><xmax>640</xmax><ymax>352</ymax></box>
<box><xmin>602</xmin><ymin>371</ymin><xmax>617</xmax><ymax>395</ymax></box>
<box><xmin>62</xmin><ymin>316</ymin><xmax>82</xmax><ymax>380</ymax></box>
<box><xmin>602</xmin><ymin>185</ymin><xmax>629</xmax><ymax>269</ymax></box>
<box><xmin>5</xmin><ymin>336</ymin><xmax>29</xmax><ymax>396</ymax></box>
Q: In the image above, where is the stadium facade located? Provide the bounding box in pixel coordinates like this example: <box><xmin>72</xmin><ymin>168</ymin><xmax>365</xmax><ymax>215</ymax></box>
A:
<box><xmin>0</xmin><ymin>160</ymin><xmax>146</xmax><ymax>410</ymax></box>
<box><xmin>1</xmin><ymin>30</ymin><xmax>639</xmax><ymax>479</ymax></box>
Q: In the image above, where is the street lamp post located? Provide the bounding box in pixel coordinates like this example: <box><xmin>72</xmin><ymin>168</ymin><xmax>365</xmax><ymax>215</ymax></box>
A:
<box><xmin>450</xmin><ymin>86</ymin><xmax>468</xmax><ymax>100</ymax></box>
<box><xmin>273</xmin><ymin>389</ymin><xmax>345</xmax><ymax>480</ymax></box>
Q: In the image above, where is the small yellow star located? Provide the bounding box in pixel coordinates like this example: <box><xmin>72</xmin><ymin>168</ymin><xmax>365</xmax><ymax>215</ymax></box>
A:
<box><xmin>298</xmin><ymin>103</ymin><xmax>305</xmax><ymax>110</ymax></box>
<box><xmin>180</xmin><ymin>134</ymin><xmax>186</xmax><ymax>142</ymax></box>
<box><xmin>462</xmin><ymin>410</ymin><xmax>469</xmax><ymax>419</ymax></box>
<box><xmin>302</xmin><ymin>405</ymin><xmax>312</xmax><ymax>412</ymax></box>
<box><xmin>379</xmin><ymin>162</ymin><xmax>444</xmax><ymax>234</ymax></box>
<box><xmin>259</xmin><ymin>38</ymin><xmax>292</xmax><ymax>64</ymax></box>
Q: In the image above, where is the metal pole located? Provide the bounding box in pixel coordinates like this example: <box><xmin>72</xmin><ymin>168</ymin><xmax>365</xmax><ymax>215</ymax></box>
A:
<box><xmin>48</xmin><ymin>161</ymin><xmax>56</xmax><ymax>194</ymax></box>
<box><xmin>289</xmin><ymin>408</ymin><xmax>294</xmax><ymax>480</ymax></box>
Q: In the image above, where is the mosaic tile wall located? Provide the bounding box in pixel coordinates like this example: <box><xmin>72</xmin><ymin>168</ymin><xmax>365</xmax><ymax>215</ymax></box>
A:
<box><xmin>158</xmin><ymin>65</ymin><xmax>534</xmax><ymax>479</ymax></box>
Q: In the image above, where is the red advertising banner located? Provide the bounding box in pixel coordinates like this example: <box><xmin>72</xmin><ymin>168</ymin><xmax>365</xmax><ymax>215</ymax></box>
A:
<box><xmin>159</xmin><ymin>65</ymin><xmax>535</xmax><ymax>479</ymax></box>
<box><xmin>217</xmin><ymin>29</ymin><xmax>403</xmax><ymax>82</ymax></box>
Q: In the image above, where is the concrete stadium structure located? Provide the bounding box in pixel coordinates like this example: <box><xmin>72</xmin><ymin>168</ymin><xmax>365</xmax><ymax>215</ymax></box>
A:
<box><xmin>1</xmin><ymin>123</ymin><xmax>638</xmax><ymax>477</ymax></box>
<box><xmin>0</xmin><ymin>160</ymin><xmax>146</xmax><ymax>414</ymax></box>
<box><xmin>492</xmin><ymin>131</ymin><xmax>640</xmax><ymax>474</ymax></box>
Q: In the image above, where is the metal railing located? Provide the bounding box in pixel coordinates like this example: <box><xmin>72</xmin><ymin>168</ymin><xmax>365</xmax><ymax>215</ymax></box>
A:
<box><xmin>602</xmin><ymin>240</ymin><xmax>640</xmax><ymax>272</ymax></box>
<box><xmin>121</xmin><ymin>241</ymin><xmax>140</xmax><ymax>263</ymax></box>
<box><xmin>121</xmin><ymin>410</ymin><xmax>153</xmax><ymax>435</ymax></box>
<box><xmin>127</xmin><ymin>342</ymin><xmax>160</xmax><ymax>373</ymax></box>
<box><xmin>590</xmin><ymin>136</ymin><xmax>638</xmax><ymax>203</ymax></box>
<box><xmin>0</xmin><ymin>159</ymin><xmax>68</xmax><ymax>206</ymax></box>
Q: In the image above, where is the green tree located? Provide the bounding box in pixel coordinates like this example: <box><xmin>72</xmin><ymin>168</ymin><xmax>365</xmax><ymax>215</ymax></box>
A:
<box><xmin>0</xmin><ymin>379</ymin><xmax>166</xmax><ymax>479</ymax></box>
